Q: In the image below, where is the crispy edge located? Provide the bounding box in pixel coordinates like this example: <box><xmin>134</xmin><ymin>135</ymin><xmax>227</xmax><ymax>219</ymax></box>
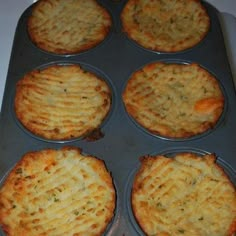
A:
<box><xmin>131</xmin><ymin>155</ymin><xmax>172</xmax><ymax>235</ymax></box>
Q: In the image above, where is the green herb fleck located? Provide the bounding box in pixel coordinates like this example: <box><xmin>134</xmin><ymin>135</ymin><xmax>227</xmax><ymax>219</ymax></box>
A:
<box><xmin>202</xmin><ymin>87</ymin><xmax>208</xmax><ymax>94</ymax></box>
<box><xmin>178</xmin><ymin>229</ymin><xmax>185</xmax><ymax>234</ymax></box>
<box><xmin>15</xmin><ymin>168</ymin><xmax>22</xmax><ymax>174</ymax></box>
<box><xmin>73</xmin><ymin>210</ymin><xmax>80</xmax><ymax>216</ymax></box>
<box><xmin>158</xmin><ymin>184</ymin><xmax>163</xmax><ymax>189</ymax></box>
<box><xmin>54</xmin><ymin>198</ymin><xmax>60</xmax><ymax>202</ymax></box>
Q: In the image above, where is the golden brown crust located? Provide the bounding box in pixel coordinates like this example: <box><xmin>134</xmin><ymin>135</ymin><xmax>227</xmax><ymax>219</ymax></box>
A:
<box><xmin>28</xmin><ymin>0</ymin><xmax>112</xmax><ymax>54</ymax></box>
<box><xmin>121</xmin><ymin>0</ymin><xmax>210</xmax><ymax>52</ymax></box>
<box><xmin>14</xmin><ymin>64</ymin><xmax>111</xmax><ymax>140</ymax></box>
<box><xmin>132</xmin><ymin>153</ymin><xmax>236</xmax><ymax>236</ymax></box>
<box><xmin>0</xmin><ymin>146</ymin><xmax>116</xmax><ymax>236</ymax></box>
<box><xmin>122</xmin><ymin>62</ymin><xmax>224</xmax><ymax>138</ymax></box>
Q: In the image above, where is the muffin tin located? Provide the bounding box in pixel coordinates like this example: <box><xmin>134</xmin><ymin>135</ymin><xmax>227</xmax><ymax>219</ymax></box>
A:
<box><xmin>0</xmin><ymin>1</ymin><xmax>236</xmax><ymax>235</ymax></box>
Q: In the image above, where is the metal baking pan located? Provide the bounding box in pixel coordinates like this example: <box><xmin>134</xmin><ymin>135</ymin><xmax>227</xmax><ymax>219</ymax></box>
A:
<box><xmin>0</xmin><ymin>1</ymin><xmax>235</xmax><ymax>235</ymax></box>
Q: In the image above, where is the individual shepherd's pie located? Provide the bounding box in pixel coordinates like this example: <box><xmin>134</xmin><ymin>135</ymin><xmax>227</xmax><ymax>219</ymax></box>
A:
<box><xmin>121</xmin><ymin>0</ymin><xmax>210</xmax><ymax>52</ymax></box>
<box><xmin>28</xmin><ymin>0</ymin><xmax>112</xmax><ymax>54</ymax></box>
<box><xmin>132</xmin><ymin>152</ymin><xmax>236</xmax><ymax>235</ymax></box>
<box><xmin>0</xmin><ymin>147</ymin><xmax>116</xmax><ymax>236</ymax></box>
<box><xmin>122</xmin><ymin>62</ymin><xmax>224</xmax><ymax>138</ymax></box>
<box><xmin>15</xmin><ymin>64</ymin><xmax>111</xmax><ymax>140</ymax></box>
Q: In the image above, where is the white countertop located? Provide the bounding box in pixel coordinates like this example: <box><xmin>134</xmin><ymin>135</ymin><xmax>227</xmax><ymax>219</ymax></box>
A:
<box><xmin>0</xmin><ymin>0</ymin><xmax>236</xmax><ymax>112</ymax></box>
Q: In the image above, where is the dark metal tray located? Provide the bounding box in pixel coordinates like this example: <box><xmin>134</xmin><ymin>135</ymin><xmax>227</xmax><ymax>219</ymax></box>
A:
<box><xmin>0</xmin><ymin>1</ymin><xmax>235</xmax><ymax>235</ymax></box>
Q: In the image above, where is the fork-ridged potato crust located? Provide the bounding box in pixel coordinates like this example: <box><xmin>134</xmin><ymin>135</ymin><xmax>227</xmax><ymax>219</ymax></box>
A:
<box><xmin>14</xmin><ymin>64</ymin><xmax>111</xmax><ymax>140</ymax></box>
<box><xmin>122</xmin><ymin>62</ymin><xmax>224</xmax><ymax>138</ymax></box>
<box><xmin>121</xmin><ymin>0</ymin><xmax>210</xmax><ymax>52</ymax></box>
<box><xmin>28</xmin><ymin>0</ymin><xmax>112</xmax><ymax>54</ymax></box>
<box><xmin>132</xmin><ymin>153</ymin><xmax>236</xmax><ymax>236</ymax></box>
<box><xmin>0</xmin><ymin>147</ymin><xmax>116</xmax><ymax>236</ymax></box>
